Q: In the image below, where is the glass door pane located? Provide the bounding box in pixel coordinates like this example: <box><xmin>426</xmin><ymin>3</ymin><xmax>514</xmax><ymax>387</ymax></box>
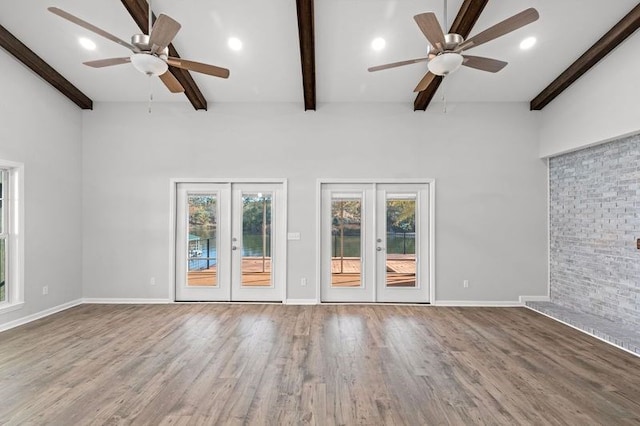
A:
<box><xmin>240</xmin><ymin>193</ymin><xmax>273</xmax><ymax>287</ymax></box>
<box><xmin>187</xmin><ymin>194</ymin><xmax>218</xmax><ymax>287</ymax></box>
<box><xmin>376</xmin><ymin>183</ymin><xmax>430</xmax><ymax>303</ymax></box>
<box><xmin>331</xmin><ymin>196</ymin><xmax>362</xmax><ymax>287</ymax></box>
<box><xmin>385</xmin><ymin>197</ymin><xmax>416</xmax><ymax>288</ymax></box>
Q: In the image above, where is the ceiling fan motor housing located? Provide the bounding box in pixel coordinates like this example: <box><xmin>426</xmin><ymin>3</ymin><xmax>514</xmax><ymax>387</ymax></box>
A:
<box><xmin>443</xmin><ymin>33</ymin><xmax>464</xmax><ymax>50</ymax></box>
<box><xmin>131</xmin><ymin>34</ymin><xmax>168</xmax><ymax>57</ymax></box>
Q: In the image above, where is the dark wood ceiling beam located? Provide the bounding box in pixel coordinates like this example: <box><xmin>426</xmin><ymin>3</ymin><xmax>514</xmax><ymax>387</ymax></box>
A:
<box><xmin>530</xmin><ymin>3</ymin><xmax>640</xmax><ymax>110</ymax></box>
<box><xmin>295</xmin><ymin>0</ymin><xmax>316</xmax><ymax>110</ymax></box>
<box><xmin>0</xmin><ymin>24</ymin><xmax>93</xmax><ymax>109</ymax></box>
<box><xmin>120</xmin><ymin>0</ymin><xmax>208</xmax><ymax>110</ymax></box>
<box><xmin>414</xmin><ymin>0</ymin><xmax>489</xmax><ymax>111</ymax></box>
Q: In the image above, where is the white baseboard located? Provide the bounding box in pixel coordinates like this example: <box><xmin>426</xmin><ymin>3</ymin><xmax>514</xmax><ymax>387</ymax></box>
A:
<box><xmin>434</xmin><ymin>300</ymin><xmax>522</xmax><ymax>307</ymax></box>
<box><xmin>0</xmin><ymin>298</ymin><xmax>83</xmax><ymax>333</ymax></box>
<box><xmin>524</xmin><ymin>305</ymin><xmax>639</xmax><ymax>359</ymax></box>
<box><xmin>285</xmin><ymin>299</ymin><xmax>318</xmax><ymax>305</ymax></box>
<box><xmin>82</xmin><ymin>298</ymin><xmax>172</xmax><ymax>304</ymax></box>
<box><xmin>519</xmin><ymin>295</ymin><xmax>551</xmax><ymax>303</ymax></box>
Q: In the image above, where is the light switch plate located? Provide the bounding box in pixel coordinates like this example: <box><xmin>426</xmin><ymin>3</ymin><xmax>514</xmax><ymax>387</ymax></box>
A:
<box><xmin>288</xmin><ymin>232</ymin><xmax>301</xmax><ymax>240</ymax></box>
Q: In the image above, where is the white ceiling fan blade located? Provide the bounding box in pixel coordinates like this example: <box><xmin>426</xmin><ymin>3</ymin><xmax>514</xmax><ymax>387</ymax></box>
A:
<box><xmin>48</xmin><ymin>7</ymin><xmax>139</xmax><ymax>52</ymax></box>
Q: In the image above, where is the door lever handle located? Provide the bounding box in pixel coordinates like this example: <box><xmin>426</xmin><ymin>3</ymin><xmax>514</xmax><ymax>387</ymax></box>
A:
<box><xmin>376</xmin><ymin>247</ymin><xmax>384</xmax><ymax>251</ymax></box>
<box><xmin>232</xmin><ymin>246</ymin><xmax>238</xmax><ymax>251</ymax></box>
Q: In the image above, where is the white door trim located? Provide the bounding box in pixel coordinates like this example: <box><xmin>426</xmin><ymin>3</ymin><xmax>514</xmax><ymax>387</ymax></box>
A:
<box><xmin>316</xmin><ymin>178</ymin><xmax>435</xmax><ymax>304</ymax></box>
<box><xmin>169</xmin><ymin>178</ymin><xmax>288</xmax><ymax>303</ymax></box>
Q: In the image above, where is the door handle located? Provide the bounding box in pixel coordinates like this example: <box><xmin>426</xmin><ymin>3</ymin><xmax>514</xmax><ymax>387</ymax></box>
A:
<box><xmin>377</xmin><ymin>247</ymin><xmax>385</xmax><ymax>252</ymax></box>
<box><xmin>232</xmin><ymin>246</ymin><xmax>238</xmax><ymax>251</ymax></box>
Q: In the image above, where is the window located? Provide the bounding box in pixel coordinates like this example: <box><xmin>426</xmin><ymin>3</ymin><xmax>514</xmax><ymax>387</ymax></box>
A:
<box><xmin>0</xmin><ymin>161</ymin><xmax>24</xmax><ymax>312</ymax></box>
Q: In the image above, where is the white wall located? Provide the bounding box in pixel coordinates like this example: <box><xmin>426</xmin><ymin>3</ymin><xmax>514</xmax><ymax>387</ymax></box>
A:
<box><xmin>539</xmin><ymin>31</ymin><xmax>640</xmax><ymax>158</ymax></box>
<box><xmin>82</xmin><ymin>101</ymin><xmax>547</xmax><ymax>303</ymax></box>
<box><xmin>0</xmin><ymin>52</ymin><xmax>83</xmax><ymax>327</ymax></box>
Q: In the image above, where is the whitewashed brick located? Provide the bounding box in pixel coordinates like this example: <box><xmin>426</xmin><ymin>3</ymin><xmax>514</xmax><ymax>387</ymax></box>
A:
<box><xmin>550</xmin><ymin>133</ymin><xmax>640</xmax><ymax>328</ymax></box>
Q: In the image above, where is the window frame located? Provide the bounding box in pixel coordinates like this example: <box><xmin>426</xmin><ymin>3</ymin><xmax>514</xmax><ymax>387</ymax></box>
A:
<box><xmin>0</xmin><ymin>160</ymin><xmax>24</xmax><ymax>314</ymax></box>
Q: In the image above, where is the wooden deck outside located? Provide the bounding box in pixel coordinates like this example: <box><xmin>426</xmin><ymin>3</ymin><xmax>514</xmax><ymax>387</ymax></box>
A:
<box><xmin>188</xmin><ymin>257</ymin><xmax>272</xmax><ymax>287</ymax></box>
<box><xmin>331</xmin><ymin>256</ymin><xmax>416</xmax><ymax>287</ymax></box>
<box><xmin>188</xmin><ymin>256</ymin><xmax>417</xmax><ymax>288</ymax></box>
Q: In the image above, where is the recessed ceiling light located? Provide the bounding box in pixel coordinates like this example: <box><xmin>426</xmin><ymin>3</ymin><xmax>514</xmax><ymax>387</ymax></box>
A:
<box><xmin>78</xmin><ymin>37</ymin><xmax>96</xmax><ymax>51</ymax></box>
<box><xmin>519</xmin><ymin>36</ymin><xmax>536</xmax><ymax>50</ymax></box>
<box><xmin>371</xmin><ymin>37</ymin><xmax>386</xmax><ymax>51</ymax></box>
<box><xmin>228</xmin><ymin>37</ymin><xmax>243</xmax><ymax>51</ymax></box>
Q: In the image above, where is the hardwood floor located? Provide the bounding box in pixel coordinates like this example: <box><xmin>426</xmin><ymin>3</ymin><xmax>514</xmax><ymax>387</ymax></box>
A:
<box><xmin>0</xmin><ymin>305</ymin><xmax>639</xmax><ymax>425</ymax></box>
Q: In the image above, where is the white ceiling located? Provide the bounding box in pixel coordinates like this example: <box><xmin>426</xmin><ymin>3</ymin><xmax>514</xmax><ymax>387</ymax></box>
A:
<box><xmin>0</xmin><ymin>0</ymin><xmax>638</xmax><ymax>105</ymax></box>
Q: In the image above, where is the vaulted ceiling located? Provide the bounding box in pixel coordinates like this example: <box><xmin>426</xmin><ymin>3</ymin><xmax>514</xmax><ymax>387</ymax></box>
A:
<box><xmin>0</xmin><ymin>0</ymin><xmax>638</xmax><ymax>111</ymax></box>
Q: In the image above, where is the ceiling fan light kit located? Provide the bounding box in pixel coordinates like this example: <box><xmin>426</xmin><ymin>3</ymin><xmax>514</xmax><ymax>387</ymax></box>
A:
<box><xmin>428</xmin><ymin>52</ymin><xmax>463</xmax><ymax>76</ymax></box>
<box><xmin>130</xmin><ymin>53</ymin><xmax>168</xmax><ymax>76</ymax></box>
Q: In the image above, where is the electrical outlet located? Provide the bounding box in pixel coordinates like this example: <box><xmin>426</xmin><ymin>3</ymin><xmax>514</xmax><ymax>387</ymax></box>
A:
<box><xmin>463</xmin><ymin>280</ymin><xmax>469</xmax><ymax>288</ymax></box>
<box><xmin>301</xmin><ymin>277</ymin><xmax>307</xmax><ymax>287</ymax></box>
<box><xmin>42</xmin><ymin>286</ymin><xmax>49</xmax><ymax>295</ymax></box>
<box><xmin>150</xmin><ymin>277</ymin><xmax>156</xmax><ymax>286</ymax></box>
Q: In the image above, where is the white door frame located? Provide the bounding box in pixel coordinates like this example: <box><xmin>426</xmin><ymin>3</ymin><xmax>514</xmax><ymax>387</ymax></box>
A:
<box><xmin>316</xmin><ymin>178</ymin><xmax>435</xmax><ymax>304</ymax></box>
<box><xmin>169</xmin><ymin>178</ymin><xmax>288</xmax><ymax>303</ymax></box>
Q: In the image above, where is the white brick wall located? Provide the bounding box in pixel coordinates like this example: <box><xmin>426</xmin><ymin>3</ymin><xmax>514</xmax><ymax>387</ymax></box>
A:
<box><xmin>549</xmin><ymin>133</ymin><xmax>640</xmax><ymax>328</ymax></box>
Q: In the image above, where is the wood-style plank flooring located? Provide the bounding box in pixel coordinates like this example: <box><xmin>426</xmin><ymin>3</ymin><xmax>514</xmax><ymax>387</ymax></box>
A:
<box><xmin>0</xmin><ymin>304</ymin><xmax>639</xmax><ymax>425</ymax></box>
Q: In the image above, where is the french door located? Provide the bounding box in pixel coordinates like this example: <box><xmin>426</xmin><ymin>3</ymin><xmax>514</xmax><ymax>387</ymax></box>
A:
<box><xmin>175</xmin><ymin>182</ymin><xmax>285</xmax><ymax>302</ymax></box>
<box><xmin>321</xmin><ymin>182</ymin><xmax>431</xmax><ymax>303</ymax></box>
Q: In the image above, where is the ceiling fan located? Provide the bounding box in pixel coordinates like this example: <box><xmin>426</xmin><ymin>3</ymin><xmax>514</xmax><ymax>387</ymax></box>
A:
<box><xmin>368</xmin><ymin>7</ymin><xmax>539</xmax><ymax>92</ymax></box>
<box><xmin>48</xmin><ymin>2</ymin><xmax>229</xmax><ymax>93</ymax></box>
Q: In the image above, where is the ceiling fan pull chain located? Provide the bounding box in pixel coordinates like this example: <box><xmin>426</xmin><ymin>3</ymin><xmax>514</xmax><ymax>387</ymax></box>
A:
<box><xmin>148</xmin><ymin>74</ymin><xmax>153</xmax><ymax>114</ymax></box>
<box><xmin>442</xmin><ymin>76</ymin><xmax>447</xmax><ymax>114</ymax></box>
